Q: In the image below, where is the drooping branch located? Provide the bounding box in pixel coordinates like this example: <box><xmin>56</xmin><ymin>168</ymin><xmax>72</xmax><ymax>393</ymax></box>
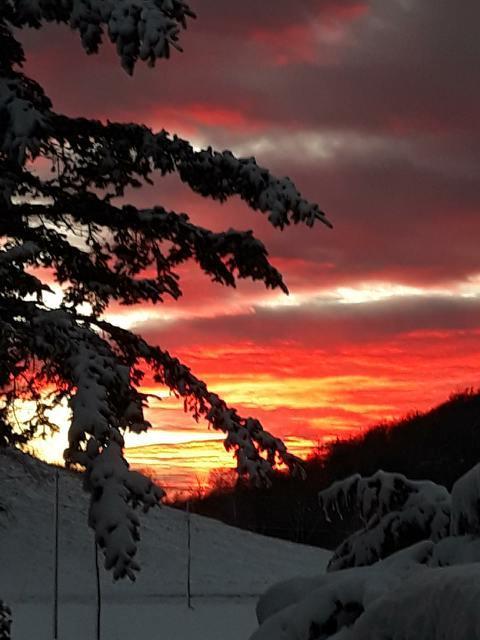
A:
<box><xmin>3</xmin><ymin>200</ymin><xmax>288</xmax><ymax>314</ymax></box>
<box><xmin>319</xmin><ymin>470</ymin><xmax>450</xmax><ymax>524</ymax></box>
<box><xmin>1</xmin><ymin>301</ymin><xmax>305</xmax><ymax>577</ymax></box>
<box><xmin>0</xmin><ymin>302</ymin><xmax>163</xmax><ymax>579</ymax></box>
<box><xmin>91</xmin><ymin>318</ymin><xmax>305</xmax><ymax>482</ymax></box>
<box><xmin>4</xmin><ymin>0</ymin><xmax>195</xmax><ymax>73</ymax></box>
<box><xmin>86</xmin><ymin>439</ymin><xmax>165</xmax><ymax>580</ymax></box>
<box><xmin>48</xmin><ymin>116</ymin><xmax>333</xmax><ymax>229</ymax></box>
<box><xmin>0</xmin><ymin>65</ymin><xmax>331</xmax><ymax>230</ymax></box>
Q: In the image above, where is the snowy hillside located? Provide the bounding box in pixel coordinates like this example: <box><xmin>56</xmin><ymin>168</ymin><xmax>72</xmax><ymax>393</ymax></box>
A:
<box><xmin>0</xmin><ymin>449</ymin><xmax>330</xmax><ymax>639</ymax></box>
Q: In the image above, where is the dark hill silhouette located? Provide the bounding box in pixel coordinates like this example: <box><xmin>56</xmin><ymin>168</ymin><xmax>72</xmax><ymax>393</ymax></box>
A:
<box><xmin>173</xmin><ymin>389</ymin><xmax>480</xmax><ymax>549</ymax></box>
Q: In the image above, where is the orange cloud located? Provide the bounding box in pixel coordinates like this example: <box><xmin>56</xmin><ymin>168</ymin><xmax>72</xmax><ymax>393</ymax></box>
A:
<box><xmin>120</xmin><ymin>320</ymin><xmax>480</xmax><ymax>491</ymax></box>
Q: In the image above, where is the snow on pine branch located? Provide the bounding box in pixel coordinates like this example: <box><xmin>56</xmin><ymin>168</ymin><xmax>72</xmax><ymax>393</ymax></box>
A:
<box><xmin>6</xmin><ymin>303</ymin><xmax>303</xmax><ymax>578</ymax></box>
<box><xmin>25</xmin><ymin>306</ymin><xmax>163</xmax><ymax>579</ymax></box>
<box><xmin>0</xmin><ymin>240</ymin><xmax>40</xmax><ymax>263</ymax></box>
<box><xmin>2</xmin><ymin>0</ymin><xmax>331</xmax><ymax>233</ymax></box>
<box><xmin>320</xmin><ymin>470</ymin><xmax>450</xmax><ymax>524</ymax></box>
<box><xmin>0</xmin><ymin>241</ymin><xmax>52</xmax><ymax>300</ymax></box>
<box><xmin>161</xmin><ymin>140</ymin><xmax>332</xmax><ymax>230</ymax></box>
<box><xmin>49</xmin><ymin>117</ymin><xmax>333</xmax><ymax>230</ymax></box>
<box><xmin>30</xmin><ymin>308</ymin><xmax>150</xmax><ymax>449</ymax></box>
<box><xmin>2</xmin><ymin>52</ymin><xmax>331</xmax><ymax>231</ymax></box>
<box><xmin>326</xmin><ymin>500</ymin><xmax>451</xmax><ymax>572</ymax></box>
<box><xmin>4</xmin><ymin>0</ymin><xmax>195</xmax><ymax>73</ymax></box>
<box><xmin>86</xmin><ymin>440</ymin><xmax>164</xmax><ymax>580</ymax></box>
<box><xmin>318</xmin><ymin>466</ymin><xmax>480</xmax><ymax>573</ymax></box>
<box><xmin>1</xmin><ymin>0</ymin><xmax>194</xmax><ymax>161</ymax></box>
<box><xmin>0</xmin><ymin>74</ymin><xmax>52</xmax><ymax>163</ymax></box>
<box><xmin>8</xmin><ymin>200</ymin><xmax>288</xmax><ymax>314</ymax></box>
<box><xmin>92</xmin><ymin>318</ymin><xmax>304</xmax><ymax>483</ymax></box>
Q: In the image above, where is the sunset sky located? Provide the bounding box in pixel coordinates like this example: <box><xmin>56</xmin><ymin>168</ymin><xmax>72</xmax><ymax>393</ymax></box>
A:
<box><xmin>22</xmin><ymin>0</ymin><xmax>480</xmax><ymax>491</ymax></box>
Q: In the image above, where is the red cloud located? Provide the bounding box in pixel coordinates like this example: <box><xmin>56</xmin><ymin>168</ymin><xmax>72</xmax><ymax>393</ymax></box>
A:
<box><xmin>249</xmin><ymin>2</ymin><xmax>368</xmax><ymax>66</ymax></box>
<box><xmin>250</xmin><ymin>25</ymin><xmax>321</xmax><ymax>66</ymax></box>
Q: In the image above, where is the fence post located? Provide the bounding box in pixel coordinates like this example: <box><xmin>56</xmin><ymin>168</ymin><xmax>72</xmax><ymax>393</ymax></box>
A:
<box><xmin>53</xmin><ymin>469</ymin><xmax>59</xmax><ymax>640</ymax></box>
<box><xmin>94</xmin><ymin>540</ymin><xmax>101</xmax><ymax>640</ymax></box>
<box><xmin>186</xmin><ymin>501</ymin><xmax>193</xmax><ymax>609</ymax></box>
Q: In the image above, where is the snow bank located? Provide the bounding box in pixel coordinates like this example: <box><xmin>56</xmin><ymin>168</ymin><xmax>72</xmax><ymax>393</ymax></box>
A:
<box><xmin>253</xmin><ymin>464</ymin><xmax>480</xmax><ymax>640</ymax></box>
<box><xmin>253</xmin><ymin>558</ymin><xmax>480</xmax><ymax>640</ymax></box>
<box><xmin>341</xmin><ymin>564</ymin><xmax>480</xmax><ymax>640</ymax></box>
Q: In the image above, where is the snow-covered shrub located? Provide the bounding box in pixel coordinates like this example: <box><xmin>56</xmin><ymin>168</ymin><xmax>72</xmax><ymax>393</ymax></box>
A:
<box><xmin>0</xmin><ymin>601</ymin><xmax>11</xmax><ymax>640</ymax></box>
<box><xmin>319</xmin><ymin>470</ymin><xmax>451</xmax><ymax>570</ymax></box>
<box><xmin>319</xmin><ymin>465</ymin><xmax>480</xmax><ymax>571</ymax></box>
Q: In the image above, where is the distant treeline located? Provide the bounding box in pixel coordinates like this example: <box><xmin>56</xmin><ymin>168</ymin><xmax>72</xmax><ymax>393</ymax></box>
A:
<box><xmin>172</xmin><ymin>389</ymin><xmax>480</xmax><ymax>549</ymax></box>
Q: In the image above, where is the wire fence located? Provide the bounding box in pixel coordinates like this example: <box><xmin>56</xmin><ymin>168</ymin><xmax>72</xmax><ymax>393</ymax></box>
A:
<box><xmin>3</xmin><ymin>467</ymin><xmax>328</xmax><ymax>639</ymax></box>
<box><xmin>49</xmin><ymin>476</ymin><xmax>205</xmax><ymax>639</ymax></box>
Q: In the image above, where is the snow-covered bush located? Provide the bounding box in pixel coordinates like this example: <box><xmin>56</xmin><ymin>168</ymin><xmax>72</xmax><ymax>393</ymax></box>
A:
<box><xmin>0</xmin><ymin>3</ymin><xmax>332</xmax><ymax>579</ymax></box>
<box><xmin>252</xmin><ymin>463</ymin><xmax>480</xmax><ymax>639</ymax></box>
<box><xmin>0</xmin><ymin>601</ymin><xmax>11</xmax><ymax>640</ymax></box>
<box><xmin>319</xmin><ymin>470</ymin><xmax>451</xmax><ymax>570</ymax></box>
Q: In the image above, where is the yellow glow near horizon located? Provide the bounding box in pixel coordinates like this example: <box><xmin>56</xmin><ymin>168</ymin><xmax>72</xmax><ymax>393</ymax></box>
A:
<box><xmin>11</xmin><ymin>398</ymin><xmax>71</xmax><ymax>465</ymax></box>
<box><xmin>199</xmin><ymin>374</ymin><xmax>402</xmax><ymax>410</ymax></box>
<box><xmin>12</xmin><ymin>394</ymin><xmax>228</xmax><ymax>464</ymax></box>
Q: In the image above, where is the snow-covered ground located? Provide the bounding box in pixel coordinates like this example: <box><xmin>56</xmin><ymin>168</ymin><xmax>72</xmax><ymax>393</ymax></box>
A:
<box><xmin>0</xmin><ymin>449</ymin><xmax>330</xmax><ymax>639</ymax></box>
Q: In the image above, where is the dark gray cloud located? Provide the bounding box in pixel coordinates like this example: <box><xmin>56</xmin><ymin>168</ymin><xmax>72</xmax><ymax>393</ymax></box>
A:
<box><xmin>138</xmin><ymin>295</ymin><xmax>480</xmax><ymax>351</ymax></box>
<box><xmin>22</xmin><ymin>0</ymin><xmax>480</xmax><ymax>133</ymax></box>
<box><xmin>19</xmin><ymin>0</ymin><xmax>480</xmax><ymax>290</ymax></box>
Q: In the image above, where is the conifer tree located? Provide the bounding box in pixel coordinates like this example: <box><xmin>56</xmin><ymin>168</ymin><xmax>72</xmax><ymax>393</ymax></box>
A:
<box><xmin>0</xmin><ymin>1</ymin><xmax>331</xmax><ymax>579</ymax></box>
